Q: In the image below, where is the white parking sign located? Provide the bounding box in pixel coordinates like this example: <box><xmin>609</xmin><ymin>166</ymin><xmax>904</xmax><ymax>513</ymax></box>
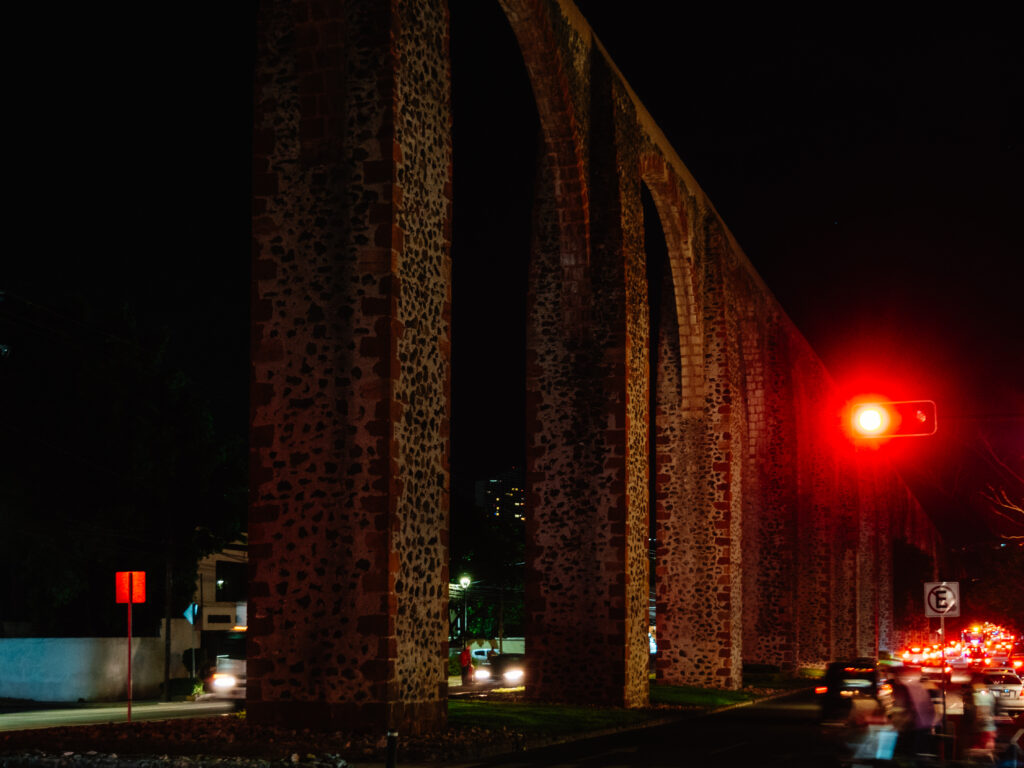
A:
<box><xmin>924</xmin><ymin>582</ymin><xmax>960</xmax><ymax>618</ymax></box>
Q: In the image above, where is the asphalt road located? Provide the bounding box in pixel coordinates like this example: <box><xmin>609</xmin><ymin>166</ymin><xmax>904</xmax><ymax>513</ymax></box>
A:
<box><xmin>461</xmin><ymin>689</ymin><xmax>974</xmax><ymax>768</ymax></box>
<box><xmin>0</xmin><ymin>700</ymin><xmax>236</xmax><ymax>732</ymax></box>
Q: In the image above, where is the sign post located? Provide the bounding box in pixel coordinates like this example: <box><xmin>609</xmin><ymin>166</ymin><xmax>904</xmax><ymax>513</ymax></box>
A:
<box><xmin>924</xmin><ymin>581</ymin><xmax>960</xmax><ymax>738</ymax></box>
<box><xmin>183</xmin><ymin>603</ymin><xmax>200</xmax><ymax>678</ymax></box>
<box><xmin>116</xmin><ymin>571</ymin><xmax>146</xmax><ymax>722</ymax></box>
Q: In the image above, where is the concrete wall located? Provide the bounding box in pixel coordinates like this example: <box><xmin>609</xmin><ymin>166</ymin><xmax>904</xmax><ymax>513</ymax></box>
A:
<box><xmin>0</xmin><ymin>620</ymin><xmax>193</xmax><ymax>702</ymax></box>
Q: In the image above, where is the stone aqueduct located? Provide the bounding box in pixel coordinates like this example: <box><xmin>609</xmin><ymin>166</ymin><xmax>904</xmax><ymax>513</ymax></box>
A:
<box><xmin>248</xmin><ymin>0</ymin><xmax>943</xmax><ymax>733</ymax></box>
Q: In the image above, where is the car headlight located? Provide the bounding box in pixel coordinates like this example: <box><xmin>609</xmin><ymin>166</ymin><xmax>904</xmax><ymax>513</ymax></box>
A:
<box><xmin>474</xmin><ymin>668</ymin><xmax>490</xmax><ymax>681</ymax></box>
<box><xmin>212</xmin><ymin>674</ymin><xmax>237</xmax><ymax>690</ymax></box>
<box><xmin>503</xmin><ymin>668</ymin><xmax>524</xmax><ymax>683</ymax></box>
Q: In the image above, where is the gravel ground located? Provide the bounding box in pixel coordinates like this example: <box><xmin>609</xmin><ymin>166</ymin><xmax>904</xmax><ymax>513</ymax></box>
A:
<box><xmin>0</xmin><ymin>688</ymin><xmax>790</xmax><ymax>767</ymax></box>
<box><xmin>0</xmin><ymin>713</ymin><xmax>531</xmax><ymax>768</ymax></box>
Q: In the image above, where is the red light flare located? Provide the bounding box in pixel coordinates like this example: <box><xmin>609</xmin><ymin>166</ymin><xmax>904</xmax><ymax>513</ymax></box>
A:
<box><xmin>838</xmin><ymin>392</ymin><xmax>896</xmax><ymax>448</ymax></box>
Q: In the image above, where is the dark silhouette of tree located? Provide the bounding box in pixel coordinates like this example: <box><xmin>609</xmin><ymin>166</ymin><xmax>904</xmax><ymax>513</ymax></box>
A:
<box><xmin>0</xmin><ymin>289</ymin><xmax>245</xmax><ymax>636</ymax></box>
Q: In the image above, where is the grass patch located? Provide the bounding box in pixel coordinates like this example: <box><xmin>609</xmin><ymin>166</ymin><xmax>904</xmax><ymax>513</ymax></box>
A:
<box><xmin>448</xmin><ymin>699</ymin><xmax>661</xmax><ymax>734</ymax></box>
<box><xmin>743</xmin><ymin>671</ymin><xmax>818</xmax><ymax>689</ymax></box>
<box><xmin>649</xmin><ymin>684</ymin><xmax>761</xmax><ymax>708</ymax></box>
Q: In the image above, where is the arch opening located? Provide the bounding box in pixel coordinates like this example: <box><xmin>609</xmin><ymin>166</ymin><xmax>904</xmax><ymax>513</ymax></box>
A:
<box><xmin>448</xmin><ymin>0</ymin><xmax>537</xmax><ymax>653</ymax></box>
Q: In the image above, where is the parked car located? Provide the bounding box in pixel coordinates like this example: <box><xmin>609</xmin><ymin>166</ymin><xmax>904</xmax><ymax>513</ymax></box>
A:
<box><xmin>488</xmin><ymin>653</ymin><xmax>526</xmax><ymax>686</ymax></box>
<box><xmin>816</xmin><ymin>659</ymin><xmax>893</xmax><ymax>723</ymax></box>
<box><xmin>983</xmin><ymin>671</ymin><xmax>1024</xmax><ymax>714</ymax></box>
<box><xmin>470</xmin><ymin>648</ymin><xmax>496</xmax><ymax>664</ymax></box>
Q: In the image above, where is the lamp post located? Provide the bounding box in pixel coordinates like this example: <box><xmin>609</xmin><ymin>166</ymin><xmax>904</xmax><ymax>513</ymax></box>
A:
<box><xmin>459</xmin><ymin>575</ymin><xmax>471</xmax><ymax>642</ymax></box>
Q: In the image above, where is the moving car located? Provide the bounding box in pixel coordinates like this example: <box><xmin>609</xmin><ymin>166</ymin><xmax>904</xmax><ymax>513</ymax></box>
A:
<box><xmin>488</xmin><ymin>653</ymin><xmax>526</xmax><ymax>686</ymax></box>
<box><xmin>204</xmin><ymin>630</ymin><xmax>247</xmax><ymax>703</ymax></box>
<box><xmin>816</xmin><ymin>659</ymin><xmax>893</xmax><ymax>723</ymax></box>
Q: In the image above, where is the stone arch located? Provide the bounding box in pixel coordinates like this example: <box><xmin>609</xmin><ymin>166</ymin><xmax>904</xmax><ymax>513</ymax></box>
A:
<box><xmin>502</xmin><ymin>1</ymin><xmax>653</xmax><ymax>706</ymax></box>
<box><xmin>246</xmin><ymin>0</ymin><xmax>954</xmax><ymax>732</ymax></box>
<box><xmin>637</xmin><ymin>152</ymin><xmax>709</xmax><ymax>685</ymax></box>
<box><xmin>499</xmin><ymin>0</ymin><xmax>590</xmax><ymax>328</ymax></box>
<box><xmin>639</xmin><ymin>152</ymin><xmax>704</xmax><ymax>412</ymax></box>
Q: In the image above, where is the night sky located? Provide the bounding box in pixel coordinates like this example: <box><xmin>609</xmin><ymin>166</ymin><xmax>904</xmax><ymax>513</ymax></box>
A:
<box><xmin>4</xmin><ymin>4</ymin><xmax>1020</xmax><ymax>547</ymax></box>
<box><xmin>571</xmin><ymin>5</ymin><xmax>1022</xmax><ymax>399</ymax></box>
<box><xmin>450</xmin><ymin>3</ymin><xmax>1023</xmax><ymax>544</ymax></box>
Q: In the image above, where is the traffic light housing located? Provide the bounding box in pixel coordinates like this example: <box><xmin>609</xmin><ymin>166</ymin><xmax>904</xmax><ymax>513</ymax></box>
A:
<box><xmin>850</xmin><ymin>400</ymin><xmax>937</xmax><ymax>438</ymax></box>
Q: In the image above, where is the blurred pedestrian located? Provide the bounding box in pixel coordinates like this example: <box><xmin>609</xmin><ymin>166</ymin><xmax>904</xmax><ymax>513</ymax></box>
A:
<box><xmin>962</xmin><ymin>672</ymin><xmax>997</xmax><ymax>760</ymax></box>
<box><xmin>459</xmin><ymin>645</ymin><xmax>473</xmax><ymax>685</ymax></box>
<box><xmin>890</xmin><ymin>667</ymin><xmax>937</xmax><ymax>760</ymax></box>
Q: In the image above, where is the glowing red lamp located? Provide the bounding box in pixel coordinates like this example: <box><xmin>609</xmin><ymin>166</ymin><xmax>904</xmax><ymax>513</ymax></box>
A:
<box><xmin>850</xmin><ymin>400</ymin><xmax>937</xmax><ymax>438</ymax></box>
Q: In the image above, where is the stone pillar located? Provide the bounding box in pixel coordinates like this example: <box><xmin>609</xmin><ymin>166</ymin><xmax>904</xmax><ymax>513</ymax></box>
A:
<box><xmin>856</xmin><ymin>468</ymin><xmax>882</xmax><ymax>657</ymax></box>
<box><xmin>794</xmin><ymin>365</ymin><xmax>833</xmax><ymax>667</ymax></box>
<box><xmin>831</xmin><ymin>461</ymin><xmax>859</xmax><ymax>660</ymax></box>
<box><xmin>652</xmin><ymin>240</ymin><xmax>701</xmax><ymax>685</ymax></box>
<box><xmin>699</xmin><ymin>220</ymin><xmax>745</xmax><ymax>688</ymax></box>
<box><xmin>743</xmin><ymin>321</ymin><xmax>799</xmax><ymax>670</ymax></box>
<box><xmin>249</xmin><ymin>0</ymin><xmax>452</xmax><ymax>733</ymax></box>
<box><xmin>655</xmin><ymin>216</ymin><xmax>742</xmax><ymax>689</ymax></box>
<box><xmin>740</xmin><ymin>313</ymin><xmax>806</xmax><ymax>671</ymax></box>
<box><xmin>739</xmin><ymin>313</ymin><xmax>764</xmax><ymax>667</ymax></box>
<box><xmin>522</xmin><ymin>52</ymin><xmax>649</xmax><ymax>708</ymax></box>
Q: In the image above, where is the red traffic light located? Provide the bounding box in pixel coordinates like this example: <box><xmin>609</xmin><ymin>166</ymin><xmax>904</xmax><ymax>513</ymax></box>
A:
<box><xmin>850</xmin><ymin>400</ymin><xmax>937</xmax><ymax>438</ymax></box>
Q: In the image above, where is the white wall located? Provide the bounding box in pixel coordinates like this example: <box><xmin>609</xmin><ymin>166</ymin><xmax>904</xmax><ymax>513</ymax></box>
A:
<box><xmin>0</xmin><ymin>619</ymin><xmax>195</xmax><ymax>702</ymax></box>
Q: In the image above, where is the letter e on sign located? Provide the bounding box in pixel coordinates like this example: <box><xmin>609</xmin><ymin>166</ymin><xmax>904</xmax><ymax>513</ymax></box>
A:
<box><xmin>924</xmin><ymin>581</ymin><xmax>959</xmax><ymax>618</ymax></box>
<box><xmin>115</xmin><ymin>571</ymin><xmax>146</xmax><ymax>604</ymax></box>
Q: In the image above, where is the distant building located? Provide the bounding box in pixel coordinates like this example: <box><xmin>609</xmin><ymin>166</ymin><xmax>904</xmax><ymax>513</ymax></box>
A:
<box><xmin>194</xmin><ymin>538</ymin><xmax>247</xmax><ymax>631</ymax></box>
<box><xmin>474</xmin><ymin>466</ymin><xmax>526</xmax><ymax>521</ymax></box>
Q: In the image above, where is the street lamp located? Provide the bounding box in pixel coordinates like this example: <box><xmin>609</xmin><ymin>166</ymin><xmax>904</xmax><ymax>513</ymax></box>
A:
<box><xmin>459</xmin><ymin>575</ymin><xmax>471</xmax><ymax>642</ymax></box>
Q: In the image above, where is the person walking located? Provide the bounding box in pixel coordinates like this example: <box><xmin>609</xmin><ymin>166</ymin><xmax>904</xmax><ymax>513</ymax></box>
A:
<box><xmin>459</xmin><ymin>645</ymin><xmax>473</xmax><ymax>686</ymax></box>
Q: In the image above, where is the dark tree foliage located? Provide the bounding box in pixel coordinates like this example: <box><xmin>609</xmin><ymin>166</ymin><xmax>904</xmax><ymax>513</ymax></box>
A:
<box><xmin>957</xmin><ymin>543</ymin><xmax>1024</xmax><ymax>632</ymax></box>
<box><xmin>0</xmin><ymin>289</ymin><xmax>245</xmax><ymax>637</ymax></box>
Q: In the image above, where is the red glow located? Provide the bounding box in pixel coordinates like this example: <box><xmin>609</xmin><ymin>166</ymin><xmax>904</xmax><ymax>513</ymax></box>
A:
<box><xmin>854</xmin><ymin>404</ymin><xmax>887</xmax><ymax>434</ymax></box>
<box><xmin>115</xmin><ymin>571</ymin><xmax>146</xmax><ymax>604</ymax></box>
<box><xmin>841</xmin><ymin>395</ymin><xmax>936</xmax><ymax>441</ymax></box>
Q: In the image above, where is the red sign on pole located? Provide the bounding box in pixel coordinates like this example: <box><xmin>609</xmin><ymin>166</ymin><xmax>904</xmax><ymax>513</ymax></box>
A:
<box><xmin>115</xmin><ymin>571</ymin><xmax>146</xmax><ymax>604</ymax></box>
<box><xmin>115</xmin><ymin>571</ymin><xmax>145</xmax><ymax>723</ymax></box>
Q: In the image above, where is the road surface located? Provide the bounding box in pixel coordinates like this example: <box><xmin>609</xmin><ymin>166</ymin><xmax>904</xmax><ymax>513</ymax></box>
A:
<box><xmin>0</xmin><ymin>700</ymin><xmax>236</xmax><ymax>732</ymax></box>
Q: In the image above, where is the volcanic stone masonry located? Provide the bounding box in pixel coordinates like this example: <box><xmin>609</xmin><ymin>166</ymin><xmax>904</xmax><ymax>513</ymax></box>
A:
<box><xmin>249</xmin><ymin>0</ymin><xmax>943</xmax><ymax>732</ymax></box>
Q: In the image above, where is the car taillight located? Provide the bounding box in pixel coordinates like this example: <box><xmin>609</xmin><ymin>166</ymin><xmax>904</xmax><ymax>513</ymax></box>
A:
<box><xmin>815</xmin><ymin>686</ymin><xmax>828</xmax><ymax>695</ymax></box>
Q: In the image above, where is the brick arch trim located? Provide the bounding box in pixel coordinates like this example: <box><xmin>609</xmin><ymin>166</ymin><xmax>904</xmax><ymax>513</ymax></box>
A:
<box><xmin>498</xmin><ymin>0</ymin><xmax>590</xmax><ymax>277</ymax></box>
<box><xmin>640</xmin><ymin>152</ymin><xmax>703</xmax><ymax>414</ymax></box>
